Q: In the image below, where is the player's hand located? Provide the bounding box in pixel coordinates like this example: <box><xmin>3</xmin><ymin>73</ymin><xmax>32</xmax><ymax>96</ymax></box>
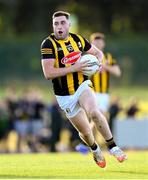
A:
<box><xmin>72</xmin><ymin>59</ymin><xmax>92</xmax><ymax>72</ymax></box>
<box><xmin>98</xmin><ymin>63</ymin><xmax>103</xmax><ymax>72</ymax></box>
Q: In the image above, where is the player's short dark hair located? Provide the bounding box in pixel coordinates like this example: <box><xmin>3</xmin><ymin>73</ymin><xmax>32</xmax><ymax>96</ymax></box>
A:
<box><xmin>90</xmin><ymin>32</ymin><xmax>105</xmax><ymax>42</ymax></box>
<box><xmin>52</xmin><ymin>11</ymin><xmax>70</xmax><ymax>20</ymax></box>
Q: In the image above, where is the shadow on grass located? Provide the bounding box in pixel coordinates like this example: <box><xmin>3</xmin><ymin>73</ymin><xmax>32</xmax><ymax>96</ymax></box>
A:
<box><xmin>0</xmin><ymin>175</ymin><xmax>47</xmax><ymax>179</ymax></box>
<box><xmin>0</xmin><ymin>175</ymin><xmax>66</xmax><ymax>179</ymax></box>
<box><xmin>0</xmin><ymin>175</ymin><xmax>84</xmax><ymax>179</ymax></box>
<box><xmin>108</xmin><ymin>170</ymin><xmax>148</xmax><ymax>176</ymax></box>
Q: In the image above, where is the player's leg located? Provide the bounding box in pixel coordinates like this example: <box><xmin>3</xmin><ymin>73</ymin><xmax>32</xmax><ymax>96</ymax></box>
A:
<box><xmin>75</xmin><ymin>94</ymin><xmax>108</xmax><ymax>155</ymax></box>
<box><xmin>69</xmin><ymin>109</ymin><xmax>94</xmax><ymax>147</ymax></box>
<box><xmin>79</xmin><ymin>88</ymin><xmax>127</xmax><ymax>162</ymax></box>
<box><xmin>69</xmin><ymin>108</ymin><xmax>106</xmax><ymax>168</ymax></box>
<box><xmin>90</xmin><ymin>93</ymin><xmax>110</xmax><ymax>147</ymax></box>
<box><xmin>79</xmin><ymin>89</ymin><xmax>112</xmax><ymax>140</ymax></box>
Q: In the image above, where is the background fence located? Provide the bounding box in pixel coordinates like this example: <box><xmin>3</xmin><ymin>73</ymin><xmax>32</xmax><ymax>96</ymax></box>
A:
<box><xmin>0</xmin><ymin>35</ymin><xmax>148</xmax><ymax>85</ymax></box>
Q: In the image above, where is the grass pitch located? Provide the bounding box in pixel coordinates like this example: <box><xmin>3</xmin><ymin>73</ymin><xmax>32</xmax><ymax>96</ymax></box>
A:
<box><xmin>0</xmin><ymin>151</ymin><xmax>147</xmax><ymax>179</ymax></box>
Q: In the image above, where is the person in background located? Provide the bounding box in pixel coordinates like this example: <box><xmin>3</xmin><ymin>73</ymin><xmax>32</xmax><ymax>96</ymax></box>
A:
<box><xmin>108</xmin><ymin>96</ymin><xmax>122</xmax><ymax>133</ymax></box>
<box><xmin>126</xmin><ymin>96</ymin><xmax>139</xmax><ymax>118</ymax></box>
<box><xmin>5</xmin><ymin>87</ymin><xmax>18</xmax><ymax>133</ymax></box>
<box><xmin>0</xmin><ymin>100</ymin><xmax>10</xmax><ymax>153</ymax></box>
<box><xmin>91</xmin><ymin>32</ymin><xmax>121</xmax><ymax>116</ymax></box>
<box><xmin>27</xmin><ymin>89</ymin><xmax>46</xmax><ymax>152</ymax></box>
<box><xmin>13</xmin><ymin>90</ymin><xmax>30</xmax><ymax>153</ymax></box>
<box><xmin>49</xmin><ymin>98</ymin><xmax>65</xmax><ymax>152</ymax></box>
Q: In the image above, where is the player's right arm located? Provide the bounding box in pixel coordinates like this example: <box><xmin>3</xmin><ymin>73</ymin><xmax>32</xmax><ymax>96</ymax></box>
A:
<box><xmin>102</xmin><ymin>55</ymin><xmax>121</xmax><ymax>77</ymax></box>
<box><xmin>41</xmin><ymin>39</ymin><xmax>89</xmax><ymax>80</ymax></box>
<box><xmin>102</xmin><ymin>63</ymin><xmax>121</xmax><ymax>77</ymax></box>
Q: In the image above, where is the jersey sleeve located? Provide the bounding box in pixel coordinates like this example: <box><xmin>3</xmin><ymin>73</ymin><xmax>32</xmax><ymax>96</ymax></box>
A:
<box><xmin>77</xmin><ymin>34</ymin><xmax>91</xmax><ymax>52</ymax></box>
<box><xmin>83</xmin><ymin>37</ymin><xmax>92</xmax><ymax>51</ymax></box>
<box><xmin>40</xmin><ymin>38</ymin><xmax>55</xmax><ymax>60</ymax></box>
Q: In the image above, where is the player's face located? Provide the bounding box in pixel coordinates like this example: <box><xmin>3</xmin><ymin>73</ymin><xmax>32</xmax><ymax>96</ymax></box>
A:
<box><xmin>92</xmin><ymin>38</ymin><xmax>105</xmax><ymax>50</ymax></box>
<box><xmin>53</xmin><ymin>16</ymin><xmax>70</xmax><ymax>40</ymax></box>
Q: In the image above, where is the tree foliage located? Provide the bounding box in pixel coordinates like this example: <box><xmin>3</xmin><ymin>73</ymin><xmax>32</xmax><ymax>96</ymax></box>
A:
<box><xmin>0</xmin><ymin>0</ymin><xmax>148</xmax><ymax>35</ymax></box>
<box><xmin>0</xmin><ymin>0</ymin><xmax>148</xmax><ymax>85</ymax></box>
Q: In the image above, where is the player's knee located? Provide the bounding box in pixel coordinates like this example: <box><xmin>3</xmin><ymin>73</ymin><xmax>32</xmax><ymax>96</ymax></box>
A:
<box><xmin>89</xmin><ymin>108</ymin><xmax>101</xmax><ymax>120</ymax></box>
<box><xmin>89</xmin><ymin>108</ymin><xmax>106</xmax><ymax>124</ymax></box>
<box><xmin>80</xmin><ymin>129</ymin><xmax>92</xmax><ymax>139</ymax></box>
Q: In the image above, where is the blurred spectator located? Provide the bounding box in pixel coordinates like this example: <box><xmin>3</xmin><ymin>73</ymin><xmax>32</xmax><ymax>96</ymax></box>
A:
<box><xmin>0</xmin><ymin>100</ymin><xmax>10</xmax><ymax>153</ymax></box>
<box><xmin>126</xmin><ymin>96</ymin><xmax>139</xmax><ymax>118</ymax></box>
<box><xmin>27</xmin><ymin>89</ymin><xmax>46</xmax><ymax>152</ymax></box>
<box><xmin>108</xmin><ymin>96</ymin><xmax>122</xmax><ymax>133</ymax></box>
<box><xmin>5</xmin><ymin>87</ymin><xmax>18</xmax><ymax>131</ymax></box>
<box><xmin>13</xmin><ymin>90</ymin><xmax>30</xmax><ymax>153</ymax></box>
<box><xmin>48</xmin><ymin>98</ymin><xmax>66</xmax><ymax>152</ymax></box>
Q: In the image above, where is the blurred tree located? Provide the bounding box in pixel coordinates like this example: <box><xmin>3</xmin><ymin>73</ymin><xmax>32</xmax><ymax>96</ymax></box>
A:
<box><xmin>0</xmin><ymin>0</ymin><xmax>148</xmax><ymax>35</ymax></box>
<box><xmin>13</xmin><ymin>0</ymin><xmax>62</xmax><ymax>34</ymax></box>
<box><xmin>0</xmin><ymin>0</ymin><xmax>67</xmax><ymax>35</ymax></box>
<box><xmin>0</xmin><ymin>0</ymin><xmax>148</xmax><ymax>85</ymax></box>
<box><xmin>58</xmin><ymin>0</ymin><xmax>148</xmax><ymax>34</ymax></box>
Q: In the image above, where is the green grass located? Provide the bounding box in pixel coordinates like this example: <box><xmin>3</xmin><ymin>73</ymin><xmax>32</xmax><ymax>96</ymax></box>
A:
<box><xmin>0</xmin><ymin>151</ymin><xmax>148</xmax><ymax>179</ymax></box>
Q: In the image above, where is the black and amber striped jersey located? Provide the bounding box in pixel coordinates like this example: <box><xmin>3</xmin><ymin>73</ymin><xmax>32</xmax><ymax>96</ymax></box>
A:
<box><xmin>91</xmin><ymin>53</ymin><xmax>117</xmax><ymax>93</ymax></box>
<box><xmin>41</xmin><ymin>33</ymin><xmax>91</xmax><ymax>96</ymax></box>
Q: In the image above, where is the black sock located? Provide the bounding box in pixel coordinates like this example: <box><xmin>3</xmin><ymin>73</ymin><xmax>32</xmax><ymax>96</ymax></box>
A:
<box><xmin>90</xmin><ymin>142</ymin><xmax>98</xmax><ymax>151</ymax></box>
<box><xmin>106</xmin><ymin>137</ymin><xmax>116</xmax><ymax>150</ymax></box>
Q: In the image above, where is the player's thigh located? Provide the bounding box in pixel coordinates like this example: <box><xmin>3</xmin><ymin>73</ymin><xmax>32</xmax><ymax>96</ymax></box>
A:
<box><xmin>79</xmin><ymin>88</ymin><xmax>98</xmax><ymax>113</ymax></box>
<box><xmin>69</xmin><ymin>108</ymin><xmax>91</xmax><ymax>134</ymax></box>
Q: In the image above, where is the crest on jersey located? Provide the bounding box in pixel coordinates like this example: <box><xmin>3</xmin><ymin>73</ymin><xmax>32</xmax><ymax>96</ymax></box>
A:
<box><xmin>61</xmin><ymin>51</ymin><xmax>82</xmax><ymax>65</ymax></box>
